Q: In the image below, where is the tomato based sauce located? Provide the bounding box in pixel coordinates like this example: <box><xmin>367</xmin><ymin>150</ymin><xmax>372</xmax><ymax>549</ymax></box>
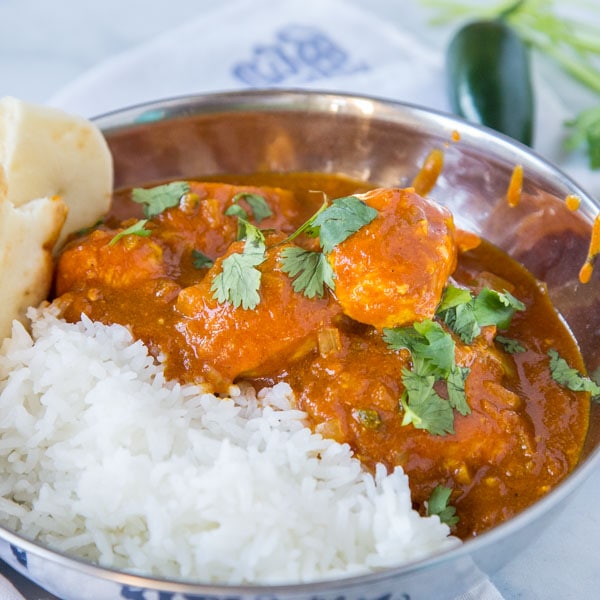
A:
<box><xmin>52</xmin><ymin>172</ymin><xmax>590</xmax><ymax>538</ymax></box>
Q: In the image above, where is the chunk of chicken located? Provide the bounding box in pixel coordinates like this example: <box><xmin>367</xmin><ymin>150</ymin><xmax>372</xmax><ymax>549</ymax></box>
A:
<box><xmin>55</xmin><ymin>227</ymin><xmax>168</xmax><ymax>294</ymax></box>
<box><xmin>328</xmin><ymin>188</ymin><xmax>457</xmax><ymax>329</ymax></box>
<box><xmin>175</xmin><ymin>238</ymin><xmax>342</xmax><ymax>391</ymax></box>
<box><xmin>56</xmin><ymin>182</ymin><xmax>301</xmax><ymax>295</ymax></box>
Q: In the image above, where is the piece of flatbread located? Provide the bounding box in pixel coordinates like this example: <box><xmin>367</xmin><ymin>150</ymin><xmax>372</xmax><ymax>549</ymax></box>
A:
<box><xmin>0</xmin><ymin>97</ymin><xmax>113</xmax><ymax>339</ymax></box>
<box><xmin>0</xmin><ymin>196</ymin><xmax>68</xmax><ymax>339</ymax></box>
<box><xmin>0</xmin><ymin>96</ymin><xmax>113</xmax><ymax>244</ymax></box>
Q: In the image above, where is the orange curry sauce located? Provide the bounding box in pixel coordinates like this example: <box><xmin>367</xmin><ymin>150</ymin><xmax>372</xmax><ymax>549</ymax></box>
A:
<box><xmin>52</xmin><ymin>173</ymin><xmax>590</xmax><ymax>539</ymax></box>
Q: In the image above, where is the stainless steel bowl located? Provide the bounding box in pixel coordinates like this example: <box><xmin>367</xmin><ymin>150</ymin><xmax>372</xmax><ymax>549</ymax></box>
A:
<box><xmin>1</xmin><ymin>90</ymin><xmax>599</xmax><ymax>600</ymax></box>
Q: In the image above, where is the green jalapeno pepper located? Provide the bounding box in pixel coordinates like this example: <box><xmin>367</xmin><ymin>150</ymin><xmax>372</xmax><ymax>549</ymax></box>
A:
<box><xmin>446</xmin><ymin>19</ymin><xmax>534</xmax><ymax>145</ymax></box>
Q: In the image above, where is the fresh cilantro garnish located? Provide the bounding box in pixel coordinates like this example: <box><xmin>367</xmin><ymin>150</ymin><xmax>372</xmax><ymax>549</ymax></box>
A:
<box><xmin>436</xmin><ymin>285</ymin><xmax>472</xmax><ymax>312</ymax></box>
<box><xmin>385</xmin><ymin>319</ymin><xmax>455</xmax><ymax>378</ymax></box>
<box><xmin>210</xmin><ymin>221</ymin><xmax>266</xmax><ymax>310</ymax></box>
<box><xmin>384</xmin><ymin>319</ymin><xmax>471</xmax><ymax>435</ymax></box>
<box><xmin>400</xmin><ymin>369</ymin><xmax>455</xmax><ymax>435</ymax></box>
<box><xmin>426</xmin><ymin>485</ymin><xmax>459</xmax><ymax>527</ymax></box>
<box><xmin>224</xmin><ymin>204</ymin><xmax>248</xmax><ymax>221</ymax></box>
<box><xmin>496</xmin><ymin>335</ymin><xmax>526</xmax><ymax>354</ymax></box>
<box><xmin>437</xmin><ymin>285</ymin><xmax>526</xmax><ymax>343</ymax></box>
<box><xmin>132</xmin><ymin>181</ymin><xmax>190</xmax><ymax>218</ymax></box>
<box><xmin>278</xmin><ymin>196</ymin><xmax>378</xmax><ymax>299</ymax></box>
<box><xmin>447</xmin><ymin>365</ymin><xmax>470</xmax><ymax>415</ymax></box>
<box><xmin>443</xmin><ymin>301</ymin><xmax>480</xmax><ymax>344</ymax></box>
<box><xmin>279</xmin><ymin>247</ymin><xmax>335</xmax><ymax>299</ymax></box>
<box><xmin>228</xmin><ymin>192</ymin><xmax>273</xmax><ymax>224</ymax></box>
<box><xmin>191</xmin><ymin>249</ymin><xmax>214</xmax><ymax>270</ymax></box>
<box><xmin>311</xmin><ymin>196</ymin><xmax>378</xmax><ymax>254</ymax></box>
<box><xmin>474</xmin><ymin>288</ymin><xmax>526</xmax><ymax>329</ymax></box>
<box><xmin>548</xmin><ymin>349</ymin><xmax>600</xmax><ymax>400</ymax></box>
<box><xmin>108</xmin><ymin>220</ymin><xmax>151</xmax><ymax>246</ymax></box>
<box><xmin>385</xmin><ymin>285</ymin><xmax>525</xmax><ymax>436</ymax></box>
<box><xmin>225</xmin><ymin>192</ymin><xmax>273</xmax><ymax>239</ymax></box>
<box><xmin>212</xmin><ymin>194</ymin><xmax>377</xmax><ymax>307</ymax></box>
<box><xmin>281</xmin><ymin>199</ymin><xmax>329</xmax><ymax>244</ymax></box>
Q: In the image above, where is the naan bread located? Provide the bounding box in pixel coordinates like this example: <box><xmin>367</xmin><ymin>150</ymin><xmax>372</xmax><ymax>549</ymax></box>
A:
<box><xmin>0</xmin><ymin>97</ymin><xmax>113</xmax><ymax>339</ymax></box>
<box><xmin>0</xmin><ymin>97</ymin><xmax>113</xmax><ymax>244</ymax></box>
<box><xmin>0</xmin><ymin>196</ymin><xmax>67</xmax><ymax>339</ymax></box>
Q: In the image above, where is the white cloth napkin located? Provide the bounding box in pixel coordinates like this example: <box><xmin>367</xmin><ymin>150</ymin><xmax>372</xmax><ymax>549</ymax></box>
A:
<box><xmin>0</xmin><ymin>578</ymin><xmax>25</xmax><ymax>600</ymax></box>
<box><xmin>3</xmin><ymin>0</ymin><xmax>596</xmax><ymax>598</ymax></box>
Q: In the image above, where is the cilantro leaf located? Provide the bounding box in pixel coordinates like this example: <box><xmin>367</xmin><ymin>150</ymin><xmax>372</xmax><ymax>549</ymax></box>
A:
<box><xmin>108</xmin><ymin>220</ymin><xmax>151</xmax><ymax>246</ymax></box>
<box><xmin>132</xmin><ymin>181</ymin><xmax>190</xmax><ymax>218</ymax></box>
<box><xmin>225</xmin><ymin>204</ymin><xmax>249</xmax><ymax>220</ymax></box>
<box><xmin>281</xmin><ymin>199</ymin><xmax>329</xmax><ymax>244</ymax></box>
<box><xmin>496</xmin><ymin>336</ymin><xmax>526</xmax><ymax>354</ymax></box>
<box><xmin>384</xmin><ymin>320</ymin><xmax>455</xmax><ymax>379</ymax></box>
<box><xmin>426</xmin><ymin>485</ymin><xmax>459</xmax><ymax>527</ymax></box>
<box><xmin>447</xmin><ymin>366</ymin><xmax>471</xmax><ymax>416</ymax></box>
<box><xmin>385</xmin><ymin>319</ymin><xmax>470</xmax><ymax>435</ymax></box>
<box><xmin>437</xmin><ymin>285</ymin><xmax>472</xmax><ymax>313</ymax></box>
<box><xmin>442</xmin><ymin>301</ymin><xmax>480</xmax><ymax>344</ymax></box>
<box><xmin>191</xmin><ymin>249</ymin><xmax>214</xmax><ymax>270</ymax></box>
<box><xmin>412</xmin><ymin>320</ymin><xmax>456</xmax><ymax>378</ymax></box>
<box><xmin>225</xmin><ymin>204</ymin><xmax>254</xmax><ymax>240</ymax></box>
<box><xmin>211</xmin><ymin>222</ymin><xmax>266</xmax><ymax>310</ymax></box>
<box><xmin>437</xmin><ymin>285</ymin><xmax>479</xmax><ymax>343</ymax></box>
<box><xmin>279</xmin><ymin>247</ymin><xmax>335</xmax><ymax>299</ymax></box>
<box><xmin>548</xmin><ymin>349</ymin><xmax>600</xmax><ymax>400</ymax></box>
<box><xmin>437</xmin><ymin>285</ymin><xmax>526</xmax><ymax>343</ymax></box>
<box><xmin>231</xmin><ymin>192</ymin><xmax>273</xmax><ymax>224</ymax></box>
<box><xmin>278</xmin><ymin>195</ymin><xmax>376</xmax><ymax>296</ymax></box>
<box><xmin>312</xmin><ymin>196</ymin><xmax>378</xmax><ymax>254</ymax></box>
<box><xmin>382</xmin><ymin>326</ymin><xmax>424</xmax><ymax>351</ymax></box>
<box><xmin>473</xmin><ymin>289</ymin><xmax>526</xmax><ymax>329</ymax></box>
<box><xmin>400</xmin><ymin>369</ymin><xmax>455</xmax><ymax>436</ymax></box>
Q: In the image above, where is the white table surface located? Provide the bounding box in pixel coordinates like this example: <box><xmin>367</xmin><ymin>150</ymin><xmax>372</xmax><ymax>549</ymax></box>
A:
<box><xmin>1</xmin><ymin>1</ymin><xmax>599</xmax><ymax>599</ymax></box>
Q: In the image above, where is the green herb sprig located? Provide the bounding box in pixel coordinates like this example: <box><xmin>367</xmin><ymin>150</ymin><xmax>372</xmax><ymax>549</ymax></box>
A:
<box><xmin>436</xmin><ymin>285</ymin><xmax>526</xmax><ymax>344</ymax></box>
<box><xmin>279</xmin><ymin>196</ymin><xmax>378</xmax><ymax>298</ymax></box>
<box><xmin>108</xmin><ymin>220</ymin><xmax>151</xmax><ymax>246</ymax></box>
<box><xmin>382</xmin><ymin>285</ymin><xmax>526</xmax><ymax>436</ymax></box>
<box><xmin>548</xmin><ymin>349</ymin><xmax>600</xmax><ymax>400</ymax></box>
<box><xmin>210</xmin><ymin>221</ymin><xmax>266</xmax><ymax>310</ymax></box>
<box><xmin>132</xmin><ymin>181</ymin><xmax>191</xmax><ymax>217</ymax></box>
<box><xmin>427</xmin><ymin>485</ymin><xmax>460</xmax><ymax>527</ymax></box>
<box><xmin>384</xmin><ymin>319</ymin><xmax>470</xmax><ymax>435</ymax></box>
<box><xmin>227</xmin><ymin>192</ymin><xmax>273</xmax><ymax>224</ymax></box>
<box><xmin>210</xmin><ymin>195</ymin><xmax>377</xmax><ymax>309</ymax></box>
<box><xmin>279</xmin><ymin>247</ymin><xmax>335</xmax><ymax>299</ymax></box>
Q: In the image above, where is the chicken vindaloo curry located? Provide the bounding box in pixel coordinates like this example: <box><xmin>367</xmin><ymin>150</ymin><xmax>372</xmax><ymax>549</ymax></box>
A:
<box><xmin>52</xmin><ymin>173</ymin><xmax>594</xmax><ymax>538</ymax></box>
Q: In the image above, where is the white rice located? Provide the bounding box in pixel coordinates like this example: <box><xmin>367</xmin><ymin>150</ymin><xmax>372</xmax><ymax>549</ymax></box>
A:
<box><xmin>0</xmin><ymin>307</ymin><xmax>458</xmax><ymax>584</ymax></box>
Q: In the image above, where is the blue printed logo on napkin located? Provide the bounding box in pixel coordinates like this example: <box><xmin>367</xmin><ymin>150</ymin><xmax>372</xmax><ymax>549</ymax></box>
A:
<box><xmin>232</xmin><ymin>25</ymin><xmax>368</xmax><ymax>86</ymax></box>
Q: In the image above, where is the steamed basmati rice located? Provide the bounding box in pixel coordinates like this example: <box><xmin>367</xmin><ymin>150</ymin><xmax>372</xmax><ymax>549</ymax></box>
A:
<box><xmin>0</xmin><ymin>307</ymin><xmax>458</xmax><ymax>583</ymax></box>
